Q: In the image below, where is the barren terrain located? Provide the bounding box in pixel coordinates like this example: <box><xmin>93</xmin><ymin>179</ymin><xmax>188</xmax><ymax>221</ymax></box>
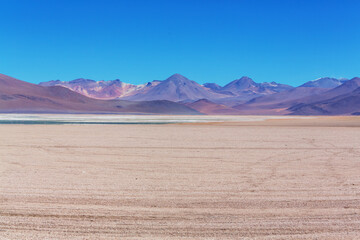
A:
<box><xmin>1</xmin><ymin>116</ymin><xmax>360</xmax><ymax>239</ymax></box>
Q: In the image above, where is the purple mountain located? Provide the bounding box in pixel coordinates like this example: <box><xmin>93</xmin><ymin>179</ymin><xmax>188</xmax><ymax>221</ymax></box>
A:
<box><xmin>289</xmin><ymin>87</ymin><xmax>360</xmax><ymax>115</ymax></box>
<box><xmin>221</xmin><ymin>76</ymin><xmax>293</xmax><ymax>95</ymax></box>
<box><xmin>36</xmin><ymin>74</ymin><xmax>360</xmax><ymax>115</ymax></box>
<box><xmin>299</xmin><ymin>77</ymin><xmax>348</xmax><ymax>88</ymax></box>
<box><xmin>0</xmin><ymin>73</ymin><xmax>200</xmax><ymax>114</ymax></box>
<box><xmin>289</xmin><ymin>77</ymin><xmax>360</xmax><ymax>115</ymax></box>
<box><xmin>39</xmin><ymin>78</ymin><xmax>160</xmax><ymax>99</ymax></box>
<box><xmin>122</xmin><ymin>74</ymin><xmax>229</xmax><ymax>102</ymax></box>
<box><xmin>209</xmin><ymin>77</ymin><xmax>293</xmax><ymax>106</ymax></box>
<box><xmin>203</xmin><ymin>83</ymin><xmax>222</xmax><ymax>91</ymax></box>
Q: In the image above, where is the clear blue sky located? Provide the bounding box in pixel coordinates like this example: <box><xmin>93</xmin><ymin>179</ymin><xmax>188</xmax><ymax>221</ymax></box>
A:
<box><xmin>1</xmin><ymin>0</ymin><xmax>359</xmax><ymax>86</ymax></box>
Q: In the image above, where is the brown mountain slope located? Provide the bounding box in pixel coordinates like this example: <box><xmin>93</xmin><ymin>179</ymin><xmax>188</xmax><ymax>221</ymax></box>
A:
<box><xmin>185</xmin><ymin>99</ymin><xmax>241</xmax><ymax>115</ymax></box>
<box><xmin>0</xmin><ymin>73</ymin><xmax>200</xmax><ymax>115</ymax></box>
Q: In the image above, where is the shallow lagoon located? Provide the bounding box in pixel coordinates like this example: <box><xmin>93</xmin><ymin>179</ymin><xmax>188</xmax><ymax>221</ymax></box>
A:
<box><xmin>0</xmin><ymin>114</ymin><xmax>314</xmax><ymax>124</ymax></box>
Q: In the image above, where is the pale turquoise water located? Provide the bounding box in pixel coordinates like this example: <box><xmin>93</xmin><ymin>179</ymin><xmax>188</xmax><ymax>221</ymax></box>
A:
<box><xmin>0</xmin><ymin>120</ymin><xmax>170</xmax><ymax>125</ymax></box>
<box><xmin>0</xmin><ymin>114</ymin><xmax>314</xmax><ymax>125</ymax></box>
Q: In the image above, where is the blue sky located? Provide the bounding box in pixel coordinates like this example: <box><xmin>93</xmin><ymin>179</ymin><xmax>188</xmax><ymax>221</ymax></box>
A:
<box><xmin>1</xmin><ymin>0</ymin><xmax>359</xmax><ymax>86</ymax></box>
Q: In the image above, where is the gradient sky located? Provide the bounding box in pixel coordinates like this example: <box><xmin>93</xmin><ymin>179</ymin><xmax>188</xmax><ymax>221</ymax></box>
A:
<box><xmin>1</xmin><ymin>0</ymin><xmax>359</xmax><ymax>86</ymax></box>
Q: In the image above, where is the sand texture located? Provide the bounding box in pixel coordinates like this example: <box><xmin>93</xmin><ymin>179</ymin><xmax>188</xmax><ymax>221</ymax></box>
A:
<box><xmin>1</xmin><ymin>117</ymin><xmax>360</xmax><ymax>239</ymax></box>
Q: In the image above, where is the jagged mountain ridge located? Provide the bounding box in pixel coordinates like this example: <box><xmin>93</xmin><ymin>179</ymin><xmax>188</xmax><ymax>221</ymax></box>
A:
<box><xmin>122</xmin><ymin>74</ymin><xmax>230</xmax><ymax>102</ymax></box>
<box><xmin>40</xmin><ymin>78</ymin><xmax>161</xmax><ymax>99</ymax></box>
<box><xmin>233</xmin><ymin>77</ymin><xmax>360</xmax><ymax>115</ymax></box>
<box><xmin>0</xmin><ymin>73</ymin><xmax>200</xmax><ymax>115</ymax></box>
<box><xmin>40</xmin><ymin>74</ymin><xmax>294</xmax><ymax>105</ymax></box>
<box><xmin>289</xmin><ymin>77</ymin><xmax>360</xmax><ymax>115</ymax></box>
<box><xmin>221</xmin><ymin>76</ymin><xmax>292</xmax><ymax>95</ymax></box>
<box><xmin>33</xmin><ymin>73</ymin><xmax>360</xmax><ymax>115</ymax></box>
<box><xmin>299</xmin><ymin>77</ymin><xmax>348</xmax><ymax>88</ymax></box>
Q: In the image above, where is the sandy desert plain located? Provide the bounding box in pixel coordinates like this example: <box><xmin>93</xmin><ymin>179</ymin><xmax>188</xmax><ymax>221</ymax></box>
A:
<box><xmin>1</xmin><ymin>115</ymin><xmax>360</xmax><ymax>240</ymax></box>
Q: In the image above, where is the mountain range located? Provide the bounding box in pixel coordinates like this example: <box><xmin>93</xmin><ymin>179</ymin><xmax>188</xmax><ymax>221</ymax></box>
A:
<box><xmin>40</xmin><ymin>74</ymin><xmax>294</xmax><ymax>105</ymax></box>
<box><xmin>0</xmin><ymin>73</ymin><xmax>199</xmax><ymax>114</ymax></box>
<box><xmin>1</xmin><ymin>73</ymin><xmax>359</xmax><ymax>115</ymax></box>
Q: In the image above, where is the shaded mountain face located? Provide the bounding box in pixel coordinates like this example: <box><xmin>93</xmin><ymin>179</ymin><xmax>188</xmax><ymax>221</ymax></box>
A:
<box><xmin>233</xmin><ymin>87</ymin><xmax>328</xmax><ymax>115</ymax></box>
<box><xmin>327</xmin><ymin>77</ymin><xmax>360</xmax><ymax>94</ymax></box>
<box><xmin>203</xmin><ymin>83</ymin><xmax>222</xmax><ymax>91</ymax></box>
<box><xmin>287</xmin><ymin>77</ymin><xmax>360</xmax><ymax>115</ymax></box>
<box><xmin>39</xmin><ymin>78</ymin><xmax>161</xmax><ymax>99</ymax></box>
<box><xmin>233</xmin><ymin>77</ymin><xmax>360</xmax><ymax>115</ymax></box>
<box><xmin>244</xmin><ymin>87</ymin><xmax>327</xmax><ymax>106</ymax></box>
<box><xmin>222</xmin><ymin>76</ymin><xmax>257</xmax><ymax>94</ymax></box>
<box><xmin>289</xmin><ymin>87</ymin><xmax>360</xmax><ymax>115</ymax></box>
<box><xmin>299</xmin><ymin>77</ymin><xmax>348</xmax><ymax>88</ymax></box>
<box><xmin>291</xmin><ymin>77</ymin><xmax>360</xmax><ymax>105</ymax></box>
<box><xmin>122</xmin><ymin>74</ymin><xmax>230</xmax><ymax>102</ymax></box>
<box><xmin>185</xmin><ymin>99</ymin><xmax>241</xmax><ymax>115</ymax></box>
<box><xmin>0</xmin><ymin>73</ymin><xmax>200</xmax><ymax>115</ymax></box>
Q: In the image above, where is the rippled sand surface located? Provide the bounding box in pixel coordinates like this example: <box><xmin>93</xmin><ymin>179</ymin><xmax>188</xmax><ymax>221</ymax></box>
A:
<box><xmin>1</xmin><ymin>116</ymin><xmax>360</xmax><ymax>239</ymax></box>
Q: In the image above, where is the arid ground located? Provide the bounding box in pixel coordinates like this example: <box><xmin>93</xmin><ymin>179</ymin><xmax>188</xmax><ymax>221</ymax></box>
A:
<box><xmin>1</xmin><ymin>116</ymin><xmax>360</xmax><ymax>239</ymax></box>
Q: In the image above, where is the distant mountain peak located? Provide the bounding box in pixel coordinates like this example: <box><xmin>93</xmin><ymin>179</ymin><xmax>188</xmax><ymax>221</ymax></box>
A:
<box><xmin>227</xmin><ymin>76</ymin><xmax>255</xmax><ymax>85</ymax></box>
<box><xmin>123</xmin><ymin>74</ymin><xmax>229</xmax><ymax>102</ymax></box>
<box><xmin>337</xmin><ymin>77</ymin><xmax>360</xmax><ymax>89</ymax></box>
<box><xmin>46</xmin><ymin>80</ymin><xmax>63</xmax><ymax>84</ymax></box>
<box><xmin>69</xmin><ymin>78</ymin><xmax>96</xmax><ymax>84</ymax></box>
<box><xmin>0</xmin><ymin>73</ymin><xmax>200</xmax><ymax>114</ymax></box>
<box><xmin>166</xmin><ymin>73</ymin><xmax>190</xmax><ymax>82</ymax></box>
<box><xmin>170</xmin><ymin>73</ymin><xmax>185</xmax><ymax>78</ymax></box>
<box><xmin>239</xmin><ymin>76</ymin><xmax>253</xmax><ymax>80</ymax></box>
<box><xmin>222</xmin><ymin>76</ymin><xmax>257</xmax><ymax>92</ymax></box>
<box><xmin>350</xmin><ymin>77</ymin><xmax>360</xmax><ymax>81</ymax></box>
<box><xmin>232</xmin><ymin>76</ymin><xmax>255</xmax><ymax>84</ymax></box>
<box><xmin>300</xmin><ymin>77</ymin><xmax>348</xmax><ymax>88</ymax></box>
